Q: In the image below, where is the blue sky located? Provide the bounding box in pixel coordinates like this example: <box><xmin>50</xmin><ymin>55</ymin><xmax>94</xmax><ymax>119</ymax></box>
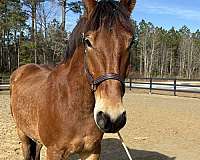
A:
<box><xmin>57</xmin><ymin>0</ymin><xmax>200</xmax><ymax>32</ymax></box>
<box><xmin>132</xmin><ymin>0</ymin><xmax>200</xmax><ymax>32</ymax></box>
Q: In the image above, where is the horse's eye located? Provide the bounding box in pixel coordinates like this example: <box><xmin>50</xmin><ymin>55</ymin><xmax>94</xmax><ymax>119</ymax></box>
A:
<box><xmin>85</xmin><ymin>39</ymin><xmax>92</xmax><ymax>48</ymax></box>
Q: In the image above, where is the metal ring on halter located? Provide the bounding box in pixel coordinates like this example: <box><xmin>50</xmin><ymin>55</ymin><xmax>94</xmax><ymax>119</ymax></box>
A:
<box><xmin>82</xmin><ymin>33</ymin><xmax>125</xmax><ymax>96</ymax></box>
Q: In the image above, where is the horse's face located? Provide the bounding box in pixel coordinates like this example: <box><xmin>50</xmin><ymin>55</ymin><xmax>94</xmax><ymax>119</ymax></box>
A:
<box><xmin>85</xmin><ymin>28</ymin><xmax>132</xmax><ymax>133</ymax></box>
<box><xmin>83</xmin><ymin>0</ymin><xmax>136</xmax><ymax>133</ymax></box>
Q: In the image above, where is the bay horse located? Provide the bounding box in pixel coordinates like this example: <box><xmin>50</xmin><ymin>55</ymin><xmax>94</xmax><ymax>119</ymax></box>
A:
<box><xmin>10</xmin><ymin>0</ymin><xmax>136</xmax><ymax>159</ymax></box>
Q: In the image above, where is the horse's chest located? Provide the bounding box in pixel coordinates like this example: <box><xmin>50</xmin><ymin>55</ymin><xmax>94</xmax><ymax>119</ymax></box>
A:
<box><xmin>59</xmin><ymin>134</ymin><xmax>102</xmax><ymax>156</ymax></box>
<box><xmin>67</xmin><ymin>131</ymin><xmax>102</xmax><ymax>154</ymax></box>
<box><xmin>82</xmin><ymin>135</ymin><xmax>101</xmax><ymax>152</ymax></box>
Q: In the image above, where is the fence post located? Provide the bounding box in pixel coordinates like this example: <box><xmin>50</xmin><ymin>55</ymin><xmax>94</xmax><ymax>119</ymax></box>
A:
<box><xmin>174</xmin><ymin>78</ymin><xmax>176</xmax><ymax>96</ymax></box>
<box><xmin>149</xmin><ymin>78</ymin><xmax>152</xmax><ymax>94</ymax></box>
<box><xmin>129</xmin><ymin>78</ymin><xmax>132</xmax><ymax>90</ymax></box>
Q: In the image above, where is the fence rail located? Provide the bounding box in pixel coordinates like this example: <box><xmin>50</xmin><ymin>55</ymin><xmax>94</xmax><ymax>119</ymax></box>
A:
<box><xmin>0</xmin><ymin>76</ymin><xmax>9</xmax><ymax>84</ymax></box>
<box><xmin>0</xmin><ymin>76</ymin><xmax>10</xmax><ymax>90</ymax></box>
<box><xmin>125</xmin><ymin>77</ymin><xmax>200</xmax><ymax>96</ymax></box>
<box><xmin>1</xmin><ymin>76</ymin><xmax>200</xmax><ymax>96</ymax></box>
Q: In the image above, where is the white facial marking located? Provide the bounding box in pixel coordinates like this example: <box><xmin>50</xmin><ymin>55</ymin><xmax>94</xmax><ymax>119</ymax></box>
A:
<box><xmin>94</xmin><ymin>95</ymin><xmax>125</xmax><ymax>125</ymax></box>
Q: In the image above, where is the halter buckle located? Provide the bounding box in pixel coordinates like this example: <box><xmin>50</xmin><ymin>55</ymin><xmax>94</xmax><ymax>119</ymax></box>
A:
<box><xmin>91</xmin><ymin>83</ymin><xmax>97</xmax><ymax>92</ymax></box>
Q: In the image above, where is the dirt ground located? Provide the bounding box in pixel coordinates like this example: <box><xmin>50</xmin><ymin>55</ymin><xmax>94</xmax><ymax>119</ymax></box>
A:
<box><xmin>0</xmin><ymin>91</ymin><xmax>200</xmax><ymax>160</ymax></box>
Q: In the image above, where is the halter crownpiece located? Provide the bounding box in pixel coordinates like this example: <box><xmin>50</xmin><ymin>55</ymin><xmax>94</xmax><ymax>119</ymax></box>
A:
<box><xmin>82</xmin><ymin>33</ymin><xmax>125</xmax><ymax>95</ymax></box>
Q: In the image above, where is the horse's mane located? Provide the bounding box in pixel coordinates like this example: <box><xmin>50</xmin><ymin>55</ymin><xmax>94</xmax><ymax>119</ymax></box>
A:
<box><xmin>62</xmin><ymin>0</ymin><xmax>133</xmax><ymax>63</ymax></box>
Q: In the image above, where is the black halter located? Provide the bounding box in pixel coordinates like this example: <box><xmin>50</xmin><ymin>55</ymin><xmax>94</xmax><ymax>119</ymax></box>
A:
<box><xmin>82</xmin><ymin>33</ymin><xmax>125</xmax><ymax>95</ymax></box>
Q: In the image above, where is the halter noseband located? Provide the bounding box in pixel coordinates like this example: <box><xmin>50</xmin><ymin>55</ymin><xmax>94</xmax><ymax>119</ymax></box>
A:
<box><xmin>82</xmin><ymin>33</ymin><xmax>125</xmax><ymax>95</ymax></box>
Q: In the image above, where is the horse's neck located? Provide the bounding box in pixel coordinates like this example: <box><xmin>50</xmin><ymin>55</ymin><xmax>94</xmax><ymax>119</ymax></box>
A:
<box><xmin>53</xmin><ymin>46</ymin><xmax>94</xmax><ymax>108</ymax></box>
<box><xmin>56</xmin><ymin>46</ymin><xmax>85</xmax><ymax>84</ymax></box>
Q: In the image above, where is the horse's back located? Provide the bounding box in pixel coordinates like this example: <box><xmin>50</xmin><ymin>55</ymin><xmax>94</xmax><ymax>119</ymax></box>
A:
<box><xmin>10</xmin><ymin>64</ymin><xmax>52</xmax><ymax>140</ymax></box>
<box><xmin>11</xmin><ymin>63</ymin><xmax>52</xmax><ymax>85</ymax></box>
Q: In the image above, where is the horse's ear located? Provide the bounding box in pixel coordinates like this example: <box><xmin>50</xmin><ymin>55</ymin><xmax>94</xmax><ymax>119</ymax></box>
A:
<box><xmin>83</xmin><ymin>0</ymin><xmax>97</xmax><ymax>14</ymax></box>
<box><xmin>120</xmin><ymin>0</ymin><xmax>136</xmax><ymax>15</ymax></box>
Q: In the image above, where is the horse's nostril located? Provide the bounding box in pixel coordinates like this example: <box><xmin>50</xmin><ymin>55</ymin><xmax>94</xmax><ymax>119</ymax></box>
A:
<box><xmin>97</xmin><ymin>111</ymin><xmax>104</xmax><ymax>117</ymax></box>
<box><xmin>122</xmin><ymin>111</ymin><xmax>126</xmax><ymax>118</ymax></box>
<box><xmin>96</xmin><ymin>111</ymin><xmax>111</xmax><ymax>131</ymax></box>
<box><xmin>115</xmin><ymin>111</ymin><xmax>126</xmax><ymax>129</ymax></box>
<box><xmin>96</xmin><ymin>111</ymin><xmax>105</xmax><ymax>127</ymax></box>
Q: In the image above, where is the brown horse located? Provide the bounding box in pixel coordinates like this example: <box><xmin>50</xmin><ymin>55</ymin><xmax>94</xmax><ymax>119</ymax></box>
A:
<box><xmin>10</xmin><ymin>0</ymin><xmax>136</xmax><ymax>159</ymax></box>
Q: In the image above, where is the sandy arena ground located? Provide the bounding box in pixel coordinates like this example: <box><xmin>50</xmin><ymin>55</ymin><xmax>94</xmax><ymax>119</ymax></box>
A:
<box><xmin>0</xmin><ymin>91</ymin><xmax>200</xmax><ymax>160</ymax></box>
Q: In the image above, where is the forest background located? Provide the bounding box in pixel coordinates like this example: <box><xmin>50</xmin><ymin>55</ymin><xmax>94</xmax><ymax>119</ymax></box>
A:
<box><xmin>1</xmin><ymin>0</ymin><xmax>200</xmax><ymax>79</ymax></box>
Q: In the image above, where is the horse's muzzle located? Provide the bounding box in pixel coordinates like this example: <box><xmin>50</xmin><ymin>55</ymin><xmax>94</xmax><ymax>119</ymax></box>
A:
<box><xmin>96</xmin><ymin>111</ymin><xmax>126</xmax><ymax>133</ymax></box>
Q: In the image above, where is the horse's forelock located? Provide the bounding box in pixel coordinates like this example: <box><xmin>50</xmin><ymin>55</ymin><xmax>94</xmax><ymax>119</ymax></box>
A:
<box><xmin>63</xmin><ymin>0</ymin><xmax>133</xmax><ymax>63</ymax></box>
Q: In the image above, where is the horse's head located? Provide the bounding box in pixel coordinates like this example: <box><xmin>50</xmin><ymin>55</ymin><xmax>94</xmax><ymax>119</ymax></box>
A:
<box><xmin>82</xmin><ymin>0</ymin><xmax>136</xmax><ymax>133</ymax></box>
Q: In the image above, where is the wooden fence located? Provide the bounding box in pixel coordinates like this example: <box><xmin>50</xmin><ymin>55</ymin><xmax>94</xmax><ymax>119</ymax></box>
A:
<box><xmin>0</xmin><ymin>76</ymin><xmax>10</xmax><ymax>90</ymax></box>
<box><xmin>1</xmin><ymin>76</ymin><xmax>200</xmax><ymax>96</ymax></box>
<box><xmin>125</xmin><ymin>77</ymin><xmax>200</xmax><ymax>96</ymax></box>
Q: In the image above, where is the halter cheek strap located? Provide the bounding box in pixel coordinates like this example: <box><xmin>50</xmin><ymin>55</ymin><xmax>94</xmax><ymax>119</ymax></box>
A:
<box><xmin>82</xmin><ymin>33</ymin><xmax>125</xmax><ymax>95</ymax></box>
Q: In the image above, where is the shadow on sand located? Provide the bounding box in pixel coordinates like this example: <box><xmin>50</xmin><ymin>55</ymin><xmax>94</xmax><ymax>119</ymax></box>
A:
<box><xmin>70</xmin><ymin>138</ymin><xmax>176</xmax><ymax>160</ymax></box>
<box><xmin>100</xmin><ymin>138</ymin><xmax>176</xmax><ymax>160</ymax></box>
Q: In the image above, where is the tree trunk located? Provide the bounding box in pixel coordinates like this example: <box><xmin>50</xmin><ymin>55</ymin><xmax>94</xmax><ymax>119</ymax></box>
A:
<box><xmin>31</xmin><ymin>1</ymin><xmax>37</xmax><ymax>64</ymax></box>
<box><xmin>43</xmin><ymin>5</ymin><xmax>47</xmax><ymax>39</ymax></box>
<box><xmin>149</xmin><ymin>33</ymin><xmax>155</xmax><ymax>77</ymax></box>
<box><xmin>143</xmin><ymin>30</ymin><xmax>148</xmax><ymax>77</ymax></box>
<box><xmin>139</xmin><ymin>48</ymin><xmax>143</xmax><ymax>75</ymax></box>
<box><xmin>169</xmin><ymin>47</ymin><xmax>173</xmax><ymax>77</ymax></box>
<box><xmin>7</xmin><ymin>30</ymin><xmax>11</xmax><ymax>73</ymax></box>
<box><xmin>0</xmin><ymin>29</ymin><xmax>4</xmax><ymax>69</ymax></box>
<box><xmin>18</xmin><ymin>34</ymin><xmax>21</xmax><ymax>68</ymax></box>
<box><xmin>61</xmin><ymin>0</ymin><xmax>66</xmax><ymax>33</ymax></box>
<box><xmin>188</xmin><ymin>39</ymin><xmax>193</xmax><ymax>79</ymax></box>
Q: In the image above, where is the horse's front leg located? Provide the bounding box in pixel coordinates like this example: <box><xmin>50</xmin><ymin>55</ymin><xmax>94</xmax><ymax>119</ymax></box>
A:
<box><xmin>80</xmin><ymin>153</ymin><xmax>100</xmax><ymax>160</ymax></box>
<box><xmin>80</xmin><ymin>144</ymin><xmax>101</xmax><ymax>160</ymax></box>
<box><xmin>46</xmin><ymin>147</ymin><xmax>69</xmax><ymax>160</ymax></box>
